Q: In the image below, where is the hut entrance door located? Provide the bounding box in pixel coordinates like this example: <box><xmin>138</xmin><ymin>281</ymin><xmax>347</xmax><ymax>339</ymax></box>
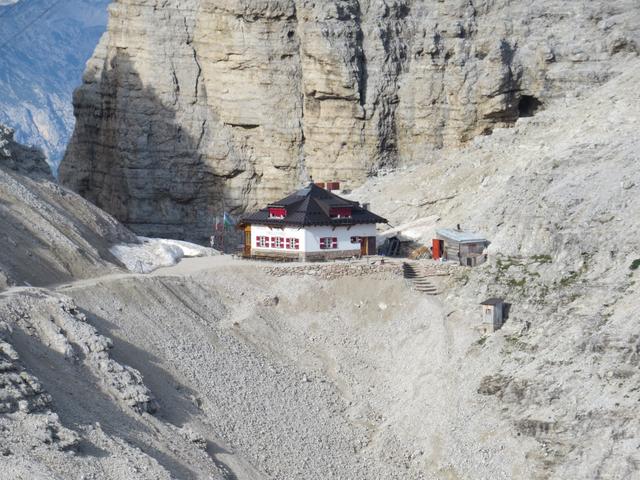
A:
<box><xmin>432</xmin><ymin>239</ymin><xmax>444</xmax><ymax>260</ymax></box>
<box><xmin>367</xmin><ymin>237</ymin><xmax>376</xmax><ymax>256</ymax></box>
<box><xmin>360</xmin><ymin>237</ymin><xmax>376</xmax><ymax>256</ymax></box>
<box><xmin>244</xmin><ymin>226</ymin><xmax>251</xmax><ymax>256</ymax></box>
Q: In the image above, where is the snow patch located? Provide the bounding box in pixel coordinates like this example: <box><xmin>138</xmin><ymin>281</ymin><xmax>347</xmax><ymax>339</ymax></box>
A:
<box><xmin>378</xmin><ymin>215</ymin><xmax>440</xmax><ymax>245</ymax></box>
<box><xmin>110</xmin><ymin>237</ymin><xmax>219</xmax><ymax>273</ymax></box>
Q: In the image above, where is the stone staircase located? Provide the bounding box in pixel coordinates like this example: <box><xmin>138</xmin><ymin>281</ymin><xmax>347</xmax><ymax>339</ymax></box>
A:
<box><xmin>402</xmin><ymin>262</ymin><xmax>439</xmax><ymax>295</ymax></box>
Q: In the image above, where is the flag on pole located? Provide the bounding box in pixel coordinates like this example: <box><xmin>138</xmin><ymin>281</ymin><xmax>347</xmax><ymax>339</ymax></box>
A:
<box><xmin>223</xmin><ymin>212</ymin><xmax>235</xmax><ymax>228</ymax></box>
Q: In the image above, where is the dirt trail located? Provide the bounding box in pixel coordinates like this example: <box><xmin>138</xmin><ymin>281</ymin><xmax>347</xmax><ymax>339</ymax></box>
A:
<box><xmin>0</xmin><ymin>256</ymin><xmax>248</xmax><ymax>298</ymax></box>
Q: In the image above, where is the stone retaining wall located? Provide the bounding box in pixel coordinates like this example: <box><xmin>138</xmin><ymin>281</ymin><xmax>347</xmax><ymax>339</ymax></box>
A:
<box><xmin>263</xmin><ymin>259</ymin><xmax>459</xmax><ymax>280</ymax></box>
<box><xmin>263</xmin><ymin>260</ymin><xmax>402</xmax><ymax>280</ymax></box>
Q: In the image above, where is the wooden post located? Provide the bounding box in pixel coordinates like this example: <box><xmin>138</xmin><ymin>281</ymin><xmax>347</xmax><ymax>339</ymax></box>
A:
<box><xmin>244</xmin><ymin>225</ymin><xmax>251</xmax><ymax>257</ymax></box>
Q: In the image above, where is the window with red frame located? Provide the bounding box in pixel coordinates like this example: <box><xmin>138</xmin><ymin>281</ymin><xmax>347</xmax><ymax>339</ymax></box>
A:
<box><xmin>286</xmin><ymin>238</ymin><xmax>300</xmax><ymax>250</ymax></box>
<box><xmin>255</xmin><ymin>236</ymin><xmax>268</xmax><ymax>248</ymax></box>
<box><xmin>329</xmin><ymin>207</ymin><xmax>352</xmax><ymax>218</ymax></box>
<box><xmin>268</xmin><ymin>207</ymin><xmax>287</xmax><ymax>219</ymax></box>
<box><xmin>271</xmin><ymin>237</ymin><xmax>285</xmax><ymax>249</ymax></box>
<box><xmin>320</xmin><ymin>237</ymin><xmax>338</xmax><ymax>249</ymax></box>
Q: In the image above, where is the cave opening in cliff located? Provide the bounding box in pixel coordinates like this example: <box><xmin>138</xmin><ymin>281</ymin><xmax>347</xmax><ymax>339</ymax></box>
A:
<box><xmin>518</xmin><ymin>95</ymin><xmax>543</xmax><ymax>117</ymax></box>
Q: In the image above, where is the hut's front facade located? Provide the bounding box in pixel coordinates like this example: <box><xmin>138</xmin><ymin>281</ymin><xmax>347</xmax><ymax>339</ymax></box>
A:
<box><xmin>239</xmin><ymin>183</ymin><xmax>387</xmax><ymax>261</ymax></box>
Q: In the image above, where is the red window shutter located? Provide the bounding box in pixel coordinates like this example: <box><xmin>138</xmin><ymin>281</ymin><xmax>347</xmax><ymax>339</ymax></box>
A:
<box><xmin>320</xmin><ymin>237</ymin><xmax>337</xmax><ymax>249</ymax></box>
<box><xmin>285</xmin><ymin>238</ymin><xmax>299</xmax><ymax>250</ymax></box>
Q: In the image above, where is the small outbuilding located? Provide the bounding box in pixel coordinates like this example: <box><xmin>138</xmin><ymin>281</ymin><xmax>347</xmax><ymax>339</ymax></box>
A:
<box><xmin>479</xmin><ymin>298</ymin><xmax>505</xmax><ymax>334</ymax></box>
<box><xmin>433</xmin><ymin>228</ymin><xmax>489</xmax><ymax>266</ymax></box>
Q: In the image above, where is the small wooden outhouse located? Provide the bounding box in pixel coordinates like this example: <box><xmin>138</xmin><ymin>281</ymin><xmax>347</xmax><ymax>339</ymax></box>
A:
<box><xmin>479</xmin><ymin>298</ymin><xmax>505</xmax><ymax>334</ymax></box>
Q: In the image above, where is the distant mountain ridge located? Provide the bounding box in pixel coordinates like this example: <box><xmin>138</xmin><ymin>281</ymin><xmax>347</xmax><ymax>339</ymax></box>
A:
<box><xmin>0</xmin><ymin>0</ymin><xmax>109</xmax><ymax>172</ymax></box>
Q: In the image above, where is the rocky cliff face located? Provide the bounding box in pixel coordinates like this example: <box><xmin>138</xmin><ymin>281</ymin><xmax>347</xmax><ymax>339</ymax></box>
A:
<box><xmin>60</xmin><ymin>0</ymin><xmax>639</xmax><ymax>241</ymax></box>
<box><xmin>350</xmin><ymin>59</ymin><xmax>640</xmax><ymax>479</ymax></box>
<box><xmin>0</xmin><ymin>125</ymin><xmax>51</xmax><ymax>177</ymax></box>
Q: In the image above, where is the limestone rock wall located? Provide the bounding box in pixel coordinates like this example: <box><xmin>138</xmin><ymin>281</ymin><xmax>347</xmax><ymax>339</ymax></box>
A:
<box><xmin>0</xmin><ymin>125</ymin><xmax>51</xmax><ymax>178</ymax></box>
<box><xmin>60</xmin><ymin>0</ymin><xmax>640</xmax><ymax>241</ymax></box>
